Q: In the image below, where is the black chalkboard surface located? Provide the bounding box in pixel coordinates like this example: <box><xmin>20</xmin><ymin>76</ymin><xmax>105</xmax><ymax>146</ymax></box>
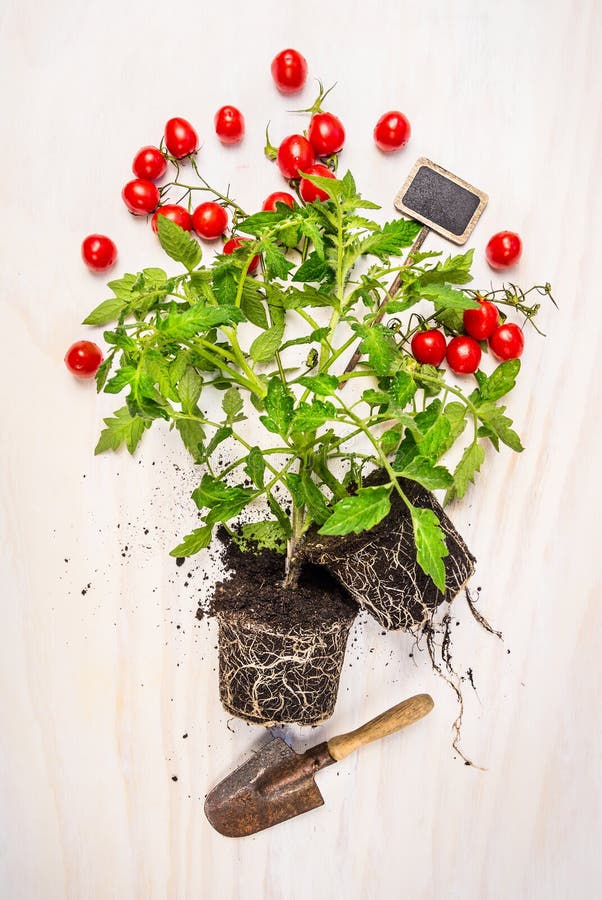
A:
<box><xmin>394</xmin><ymin>158</ymin><xmax>487</xmax><ymax>245</ymax></box>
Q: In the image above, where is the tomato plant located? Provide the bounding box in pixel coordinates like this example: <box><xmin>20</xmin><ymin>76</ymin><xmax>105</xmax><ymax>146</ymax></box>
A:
<box><xmin>308</xmin><ymin>112</ymin><xmax>345</xmax><ymax>156</ymax></box>
<box><xmin>262</xmin><ymin>191</ymin><xmax>295</xmax><ymax>212</ymax></box>
<box><xmin>132</xmin><ymin>146</ymin><xmax>167</xmax><ymax>181</ymax></box>
<box><xmin>485</xmin><ymin>231</ymin><xmax>522</xmax><ymax>269</ymax></box>
<box><xmin>64</xmin><ymin>341</ymin><xmax>103</xmax><ymax>379</ymax></box>
<box><xmin>271</xmin><ymin>48</ymin><xmax>308</xmax><ymax>94</ymax></box>
<box><xmin>81</xmin><ymin>234</ymin><xmax>118</xmax><ymax>272</ymax></box>
<box><xmin>192</xmin><ymin>202</ymin><xmax>228</xmax><ymax>240</ymax></box>
<box><xmin>151</xmin><ymin>205</ymin><xmax>192</xmax><ymax>235</ymax></box>
<box><xmin>374</xmin><ymin>110</ymin><xmax>411</xmax><ymax>152</ymax></box>
<box><xmin>446</xmin><ymin>336</ymin><xmax>481</xmax><ymax>374</ymax></box>
<box><xmin>214</xmin><ymin>105</ymin><xmax>245</xmax><ymax>144</ymax></box>
<box><xmin>164</xmin><ymin>117</ymin><xmax>198</xmax><ymax>158</ymax></box>
<box><xmin>489</xmin><ymin>323</ymin><xmax>524</xmax><ymax>360</ymax></box>
<box><xmin>223</xmin><ymin>237</ymin><xmax>260</xmax><ymax>273</ymax></box>
<box><xmin>463</xmin><ymin>298</ymin><xmax>499</xmax><ymax>341</ymax></box>
<box><xmin>411</xmin><ymin>330</ymin><xmax>447</xmax><ymax>366</ymax></box>
<box><xmin>299</xmin><ymin>164</ymin><xmax>336</xmax><ymax>202</ymax></box>
<box><xmin>277</xmin><ymin>134</ymin><xmax>315</xmax><ymax>180</ymax></box>
<box><xmin>122</xmin><ymin>179</ymin><xmax>160</xmax><ymax>215</ymax></box>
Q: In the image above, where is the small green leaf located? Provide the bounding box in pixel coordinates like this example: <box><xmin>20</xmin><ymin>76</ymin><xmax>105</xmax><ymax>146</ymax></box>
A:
<box><xmin>260</xmin><ymin>377</ymin><xmax>294</xmax><ymax>436</ymax></box>
<box><xmin>83</xmin><ymin>296</ymin><xmax>127</xmax><ymax>326</ymax></box>
<box><xmin>94</xmin><ymin>406</ymin><xmax>149</xmax><ymax>455</ymax></box>
<box><xmin>222</xmin><ymin>387</ymin><xmax>243</xmax><ymax>420</ymax></box>
<box><xmin>410</xmin><ymin>506</ymin><xmax>448</xmax><ymax>592</ymax></box>
<box><xmin>235</xmin><ymin>520</ymin><xmax>287</xmax><ymax>553</ymax></box>
<box><xmin>319</xmin><ymin>485</ymin><xmax>392</xmax><ymax>535</ymax></box>
<box><xmin>244</xmin><ymin>447</ymin><xmax>265</xmax><ymax>488</ymax></box>
<box><xmin>170</xmin><ymin>525</ymin><xmax>213</xmax><ymax>557</ymax></box>
<box><xmin>290</xmin><ymin>400</ymin><xmax>336</xmax><ymax>433</ymax></box>
<box><xmin>477</xmin><ymin>403</ymin><xmax>524</xmax><ymax>452</ymax></box>
<box><xmin>263</xmin><ymin>243</ymin><xmax>294</xmax><ymax>279</ymax></box>
<box><xmin>286</xmin><ymin>473</ymin><xmax>305</xmax><ymax>508</ymax></box>
<box><xmin>389</xmin><ymin>371</ymin><xmax>416</xmax><ymax>407</ymax></box>
<box><xmin>177</xmin><ymin>367</ymin><xmax>203</xmax><ymax>412</ymax></box>
<box><xmin>159</xmin><ymin>302</ymin><xmax>244</xmax><ymax>341</ymax></box>
<box><xmin>398</xmin><ymin>456</ymin><xmax>453</xmax><ymax>491</ymax></box>
<box><xmin>358</xmin><ymin>218</ymin><xmax>422</xmax><ymax>260</ymax></box>
<box><xmin>249</xmin><ymin>322</ymin><xmax>285</xmax><ymax>362</ymax></box>
<box><xmin>353</xmin><ymin>324</ymin><xmax>397</xmax><ymax>376</ymax></box>
<box><xmin>175</xmin><ymin>419</ymin><xmax>206</xmax><ymax>462</ymax></box>
<box><xmin>104</xmin><ymin>365</ymin><xmax>137</xmax><ymax>394</ymax></box>
<box><xmin>445</xmin><ymin>442</ymin><xmax>486</xmax><ymax>504</ymax></box>
<box><xmin>301</xmin><ymin>473</ymin><xmax>330</xmax><ymax>525</ymax></box>
<box><xmin>381</xmin><ymin>426</ymin><xmax>403</xmax><ymax>456</ymax></box>
<box><xmin>240</xmin><ymin>291</ymin><xmax>269</xmax><ymax>329</ymax></box>
<box><xmin>157</xmin><ymin>216</ymin><xmax>202</xmax><ymax>271</ymax></box>
<box><xmin>421</xmin><ymin>284</ymin><xmax>480</xmax><ymax>310</ymax></box>
<box><xmin>297</xmin><ymin>374</ymin><xmax>339</xmax><ymax>396</ymax></box>
<box><xmin>473</xmin><ymin>359</ymin><xmax>521</xmax><ymax>403</ymax></box>
<box><xmin>293</xmin><ymin>252</ymin><xmax>333</xmax><ymax>284</ymax></box>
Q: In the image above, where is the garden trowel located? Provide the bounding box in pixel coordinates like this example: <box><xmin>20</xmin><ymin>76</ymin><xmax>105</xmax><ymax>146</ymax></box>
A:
<box><xmin>204</xmin><ymin>693</ymin><xmax>433</xmax><ymax>837</ymax></box>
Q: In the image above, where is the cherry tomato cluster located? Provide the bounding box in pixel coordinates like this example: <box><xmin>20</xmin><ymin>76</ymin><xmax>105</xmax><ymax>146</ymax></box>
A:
<box><xmin>411</xmin><ymin>297</ymin><xmax>525</xmax><ymax>376</ymax></box>
<box><xmin>69</xmin><ymin>47</ymin><xmax>527</xmax><ymax>382</ymax></box>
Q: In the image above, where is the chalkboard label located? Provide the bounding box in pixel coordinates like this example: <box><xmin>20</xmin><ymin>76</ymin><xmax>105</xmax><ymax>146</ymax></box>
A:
<box><xmin>395</xmin><ymin>158</ymin><xmax>487</xmax><ymax>245</ymax></box>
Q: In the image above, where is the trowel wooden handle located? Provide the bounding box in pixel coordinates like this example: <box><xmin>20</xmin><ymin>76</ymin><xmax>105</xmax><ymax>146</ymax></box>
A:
<box><xmin>327</xmin><ymin>694</ymin><xmax>434</xmax><ymax>762</ymax></box>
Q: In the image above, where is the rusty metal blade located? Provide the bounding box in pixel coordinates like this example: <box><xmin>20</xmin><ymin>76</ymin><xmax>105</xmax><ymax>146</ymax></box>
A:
<box><xmin>204</xmin><ymin>738</ymin><xmax>334</xmax><ymax>837</ymax></box>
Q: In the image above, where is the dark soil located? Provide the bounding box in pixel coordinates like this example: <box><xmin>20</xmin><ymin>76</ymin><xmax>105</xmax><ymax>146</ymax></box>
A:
<box><xmin>303</xmin><ymin>470</ymin><xmax>475</xmax><ymax>631</ymax></box>
<box><xmin>212</xmin><ymin>529</ymin><xmax>358</xmax><ymax>630</ymax></box>
<box><xmin>211</xmin><ymin>530</ymin><xmax>358</xmax><ymax>726</ymax></box>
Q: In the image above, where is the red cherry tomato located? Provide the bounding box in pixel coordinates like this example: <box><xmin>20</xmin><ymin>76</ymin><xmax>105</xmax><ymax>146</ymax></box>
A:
<box><xmin>214</xmin><ymin>105</ymin><xmax>245</xmax><ymax>145</ymax></box>
<box><xmin>151</xmin><ymin>204</ymin><xmax>192</xmax><ymax>235</ymax></box>
<box><xmin>122</xmin><ymin>179</ymin><xmax>160</xmax><ymax>216</ymax></box>
<box><xmin>489</xmin><ymin>323</ymin><xmax>524</xmax><ymax>360</ymax></box>
<box><xmin>271</xmin><ymin>48</ymin><xmax>308</xmax><ymax>94</ymax></box>
<box><xmin>308</xmin><ymin>112</ymin><xmax>345</xmax><ymax>156</ymax></box>
<box><xmin>81</xmin><ymin>234</ymin><xmax>118</xmax><ymax>273</ymax></box>
<box><xmin>411</xmin><ymin>330</ymin><xmax>447</xmax><ymax>366</ymax></box>
<box><xmin>192</xmin><ymin>202</ymin><xmax>228</xmax><ymax>240</ymax></box>
<box><xmin>446</xmin><ymin>336</ymin><xmax>482</xmax><ymax>374</ymax></box>
<box><xmin>485</xmin><ymin>231</ymin><xmax>522</xmax><ymax>269</ymax></box>
<box><xmin>299</xmin><ymin>164</ymin><xmax>336</xmax><ymax>203</ymax></box>
<box><xmin>262</xmin><ymin>192</ymin><xmax>296</xmax><ymax>212</ymax></box>
<box><xmin>373</xmin><ymin>110</ymin><xmax>411</xmax><ymax>152</ymax></box>
<box><xmin>463</xmin><ymin>298</ymin><xmax>499</xmax><ymax>341</ymax></box>
<box><xmin>164</xmin><ymin>117</ymin><xmax>198</xmax><ymax>159</ymax></box>
<box><xmin>223</xmin><ymin>237</ymin><xmax>260</xmax><ymax>274</ymax></box>
<box><xmin>276</xmin><ymin>134</ymin><xmax>315</xmax><ymax>180</ymax></box>
<box><xmin>64</xmin><ymin>341</ymin><xmax>104</xmax><ymax>379</ymax></box>
<box><xmin>132</xmin><ymin>146</ymin><xmax>167</xmax><ymax>181</ymax></box>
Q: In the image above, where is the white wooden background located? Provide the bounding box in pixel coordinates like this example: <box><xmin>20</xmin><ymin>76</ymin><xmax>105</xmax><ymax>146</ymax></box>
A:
<box><xmin>1</xmin><ymin>0</ymin><xmax>601</xmax><ymax>897</ymax></box>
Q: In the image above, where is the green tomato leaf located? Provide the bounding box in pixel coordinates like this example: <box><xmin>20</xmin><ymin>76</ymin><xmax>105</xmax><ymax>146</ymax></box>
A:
<box><xmin>285</xmin><ymin>473</ymin><xmax>305</xmax><ymax>508</ymax></box>
<box><xmin>94</xmin><ymin>406</ymin><xmax>150</xmax><ymax>455</ymax></box>
<box><xmin>260</xmin><ymin>376</ymin><xmax>294</xmax><ymax>437</ymax></box>
<box><xmin>175</xmin><ymin>419</ymin><xmax>206</xmax><ymax>462</ymax></box>
<box><xmin>421</xmin><ymin>284</ymin><xmax>480</xmax><ymax>310</ymax></box>
<box><xmin>170</xmin><ymin>525</ymin><xmax>213</xmax><ymax>557</ymax></box>
<box><xmin>389</xmin><ymin>371</ymin><xmax>416</xmax><ymax>407</ymax></box>
<box><xmin>352</xmin><ymin>324</ymin><xmax>397</xmax><ymax>376</ymax></box>
<box><xmin>157</xmin><ymin>216</ymin><xmax>202</xmax><ymax>271</ymax></box>
<box><xmin>235</xmin><ymin>520</ymin><xmax>287</xmax><ymax>553</ymax></box>
<box><xmin>244</xmin><ymin>446</ymin><xmax>265</xmax><ymax>488</ymax></box>
<box><xmin>473</xmin><ymin>359</ymin><xmax>521</xmax><ymax>403</ymax></box>
<box><xmin>301</xmin><ymin>473</ymin><xmax>330</xmax><ymax>525</ymax></box>
<box><xmin>83</xmin><ymin>296</ymin><xmax>127</xmax><ymax>326</ymax></box>
<box><xmin>398</xmin><ymin>456</ymin><xmax>453</xmax><ymax>491</ymax></box>
<box><xmin>476</xmin><ymin>402</ymin><xmax>524</xmax><ymax>452</ymax></box>
<box><xmin>410</xmin><ymin>506</ymin><xmax>448</xmax><ymax>593</ymax></box>
<box><xmin>445</xmin><ymin>441</ymin><xmax>486</xmax><ymax>504</ymax></box>
<box><xmin>222</xmin><ymin>387</ymin><xmax>243</xmax><ymax>420</ymax></box>
<box><xmin>249</xmin><ymin>322</ymin><xmax>285</xmax><ymax>362</ymax></box>
<box><xmin>177</xmin><ymin>366</ymin><xmax>203</xmax><ymax>412</ymax></box>
<box><xmin>293</xmin><ymin>252</ymin><xmax>334</xmax><ymax>284</ymax></box>
<box><xmin>319</xmin><ymin>485</ymin><xmax>392</xmax><ymax>536</ymax></box>
<box><xmin>290</xmin><ymin>400</ymin><xmax>337</xmax><ymax>433</ymax></box>
<box><xmin>357</xmin><ymin>218</ymin><xmax>422</xmax><ymax>260</ymax></box>
<box><xmin>297</xmin><ymin>374</ymin><xmax>339</xmax><ymax>396</ymax></box>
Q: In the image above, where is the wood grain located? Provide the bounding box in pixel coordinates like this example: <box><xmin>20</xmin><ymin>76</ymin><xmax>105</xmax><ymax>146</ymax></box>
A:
<box><xmin>1</xmin><ymin>0</ymin><xmax>601</xmax><ymax>898</ymax></box>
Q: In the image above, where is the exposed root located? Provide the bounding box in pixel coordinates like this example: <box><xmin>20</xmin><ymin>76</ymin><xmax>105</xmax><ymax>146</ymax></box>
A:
<box><xmin>465</xmin><ymin>587</ymin><xmax>503</xmax><ymax>640</ymax></box>
<box><xmin>216</xmin><ymin>610</ymin><xmax>355</xmax><ymax>726</ymax></box>
<box><xmin>424</xmin><ymin>617</ymin><xmax>486</xmax><ymax>771</ymax></box>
